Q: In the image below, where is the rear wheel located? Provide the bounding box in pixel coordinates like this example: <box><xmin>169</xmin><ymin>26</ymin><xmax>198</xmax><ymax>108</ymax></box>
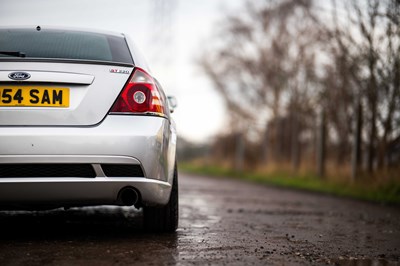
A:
<box><xmin>143</xmin><ymin>164</ymin><xmax>178</xmax><ymax>233</ymax></box>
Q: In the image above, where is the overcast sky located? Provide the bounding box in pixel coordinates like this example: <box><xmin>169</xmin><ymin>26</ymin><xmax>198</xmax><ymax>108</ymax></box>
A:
<box><xmin>0</xmin><ymin>0</ymin><xmax>244</xmax><ymax>143</ymax></box>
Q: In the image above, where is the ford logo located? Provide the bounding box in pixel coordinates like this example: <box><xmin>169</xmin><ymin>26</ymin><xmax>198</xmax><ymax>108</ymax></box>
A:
<box><xmin>8</xmin><ymin>72</ymin><xmax>31</xmax><ymax>81</ymax></box>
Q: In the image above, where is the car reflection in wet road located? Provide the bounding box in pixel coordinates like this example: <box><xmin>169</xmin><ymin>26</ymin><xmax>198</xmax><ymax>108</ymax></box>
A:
<box><xmin>0</xmin><ymin>174</ymin><xmax>399</xmax><ymax>265</ymax></box>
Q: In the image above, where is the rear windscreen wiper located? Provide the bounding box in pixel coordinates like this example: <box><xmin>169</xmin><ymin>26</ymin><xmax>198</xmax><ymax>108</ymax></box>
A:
<box><xmin>0</xmin><ymin>51</ymin><xmax>26</xmax><ymax>57</ymax></box>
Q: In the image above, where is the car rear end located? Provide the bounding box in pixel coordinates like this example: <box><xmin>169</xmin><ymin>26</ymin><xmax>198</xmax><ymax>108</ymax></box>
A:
<box><xmin>0</xmin><ymin>27</ymin><xmax>177</xmax><ymax>217</ymax></box>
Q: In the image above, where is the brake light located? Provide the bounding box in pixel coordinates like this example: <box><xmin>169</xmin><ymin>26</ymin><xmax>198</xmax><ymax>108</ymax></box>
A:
<box><xmin>110</xmin><ymin>68</ymin><xmax>166</xmax><ymax>115</ymax></box>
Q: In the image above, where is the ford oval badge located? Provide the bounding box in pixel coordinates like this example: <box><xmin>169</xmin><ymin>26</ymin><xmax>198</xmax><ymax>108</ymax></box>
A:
<box><xmin>8</xmin><ymin>72</ymin><xmax>31</xmax><ymax>81</ymax></box>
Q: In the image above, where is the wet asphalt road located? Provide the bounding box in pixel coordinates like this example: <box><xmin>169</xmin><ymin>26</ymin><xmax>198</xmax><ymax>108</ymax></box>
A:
<box><xmin>0</xmin><ymin>173</ymin><xmax>399</xmax><ymax>265</ymax></box>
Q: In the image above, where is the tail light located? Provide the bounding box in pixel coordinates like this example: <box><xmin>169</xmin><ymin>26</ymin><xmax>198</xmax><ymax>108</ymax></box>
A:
<box><xmin>110</xmin><ymin>68</ymin><xmax>166</xmax><ymax>116</ymax></box>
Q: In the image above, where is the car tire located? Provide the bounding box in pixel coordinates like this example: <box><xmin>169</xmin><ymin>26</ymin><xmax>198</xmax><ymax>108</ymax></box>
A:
<box><xmin>143</xmin><ymin>164</ymin><xmax>179</xmax><ymax>233</ymax></box>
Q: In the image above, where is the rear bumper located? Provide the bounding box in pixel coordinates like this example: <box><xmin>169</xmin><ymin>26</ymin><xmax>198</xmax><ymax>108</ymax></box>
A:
<box><xmin>0</xmin><ymin>115</ymin><xmax>177</xmax><ymax>209</ymax></box>
<box><xmin>0</xmin><ymin>177</ymin><xmax>171</xmax><ymax>209</ymax></box>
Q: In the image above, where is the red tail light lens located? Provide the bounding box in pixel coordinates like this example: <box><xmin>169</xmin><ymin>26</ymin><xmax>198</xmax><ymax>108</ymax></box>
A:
<box><xmin>110</xmin><ymin>68</ymin><xmax>166</xmax><ymax>115</ymax></box>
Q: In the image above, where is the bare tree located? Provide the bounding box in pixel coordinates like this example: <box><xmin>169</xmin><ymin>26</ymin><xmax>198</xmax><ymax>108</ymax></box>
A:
<box><xmin>200</xmin><ymin>0</ymin><xmax>319</xmax><ymax>165</ymax></box>
<box><xmin>326</xmin><ymin>0</ymin><xmax>400</xmax><ymax>172</ymax></box>
<box><xmin>200</xmin><ymin>0</ymin><xmax>400</xmax><ymax>176</ymax></box>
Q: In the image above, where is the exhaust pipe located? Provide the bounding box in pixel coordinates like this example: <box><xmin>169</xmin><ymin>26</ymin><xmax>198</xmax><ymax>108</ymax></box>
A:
<box><xmin>118</xmin><ymin>187</ymin><xmax>139</xmax><ymax>206</ymax></box>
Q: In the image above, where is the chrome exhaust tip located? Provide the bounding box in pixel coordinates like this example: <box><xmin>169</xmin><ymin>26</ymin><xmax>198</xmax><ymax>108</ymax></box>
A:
<box><xmin>118</xmin><ymin>187</ymin><xmax>139</xmax><ymax>206</ymax></box>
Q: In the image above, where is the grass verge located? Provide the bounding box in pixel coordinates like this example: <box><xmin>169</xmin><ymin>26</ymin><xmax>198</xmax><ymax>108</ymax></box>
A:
<box><xmin>179</xmin><ymin>163</ymin><xmax>400</xmax><ymax>205</ymax></box>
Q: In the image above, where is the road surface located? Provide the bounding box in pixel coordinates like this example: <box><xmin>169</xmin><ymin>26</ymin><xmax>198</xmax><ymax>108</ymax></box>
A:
<box><xmin>0</xmin><ymin>173</ymin><xmax>399</xmax><ymax>265</ymax></box>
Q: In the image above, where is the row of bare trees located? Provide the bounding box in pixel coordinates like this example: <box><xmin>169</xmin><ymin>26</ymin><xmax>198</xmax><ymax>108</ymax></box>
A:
<box><xmin>200</xmin><ymin>0</ymin><xmax>400</xmax><ymax>178</ymax></box>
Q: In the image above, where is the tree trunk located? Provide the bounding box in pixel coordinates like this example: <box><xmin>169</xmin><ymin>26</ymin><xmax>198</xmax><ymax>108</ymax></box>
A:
<box><xmin>317</xmin><ymin>110</ymin><xmax>326</xmax><ymax>178</ymax></box>
<box><xmin>235</xmin><ymin>132</ymin><xmax>245</xmax><ymax>172</ymax></box>
<box><xmin>291</xmin><ymin>112</ymin><xmax>300</xmax><ymax>172</ymax></box>
<box><xmin>351</xmin><ymin>99</ymin><xmax>362</xmax><ymax>182</ymax></box>
<box><xmin>366</xmin><ymin>104</ymin><xmax>376</xmax><ymax>173</ymax></box>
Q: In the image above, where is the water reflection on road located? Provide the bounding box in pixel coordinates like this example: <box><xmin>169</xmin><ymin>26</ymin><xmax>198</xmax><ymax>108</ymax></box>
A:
<box><xmin>0</xmin><ymin>174</ymin><xmax>399</xmax><ymax>265</ymax></box>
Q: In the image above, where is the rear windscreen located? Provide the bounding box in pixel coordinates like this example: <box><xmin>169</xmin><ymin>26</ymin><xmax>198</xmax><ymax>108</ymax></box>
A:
<box><xmin>0</xmin><ymin>29</ymin><xmax>133</xmax><ymax>64</ymax></box>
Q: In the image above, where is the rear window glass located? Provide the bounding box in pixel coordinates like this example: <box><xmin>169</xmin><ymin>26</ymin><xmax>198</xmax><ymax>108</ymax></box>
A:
<box><xmin>0</xmin><ymin>29</ymin><xmax>133</xmax><ymax>64</ymax></box>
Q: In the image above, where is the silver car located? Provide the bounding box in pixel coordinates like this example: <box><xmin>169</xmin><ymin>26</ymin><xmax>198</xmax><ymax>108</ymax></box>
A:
<box><xmin>0</xmin><ymin>26</ymin><xmax>178</xmax><ymax>232</ymax></box>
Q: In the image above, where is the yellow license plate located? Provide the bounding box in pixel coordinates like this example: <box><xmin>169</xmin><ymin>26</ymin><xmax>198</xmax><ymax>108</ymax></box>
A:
<box><xmin>0</xmin><ymin>86</ymin><xmax>70</xmax><ymax>107</ymax></box>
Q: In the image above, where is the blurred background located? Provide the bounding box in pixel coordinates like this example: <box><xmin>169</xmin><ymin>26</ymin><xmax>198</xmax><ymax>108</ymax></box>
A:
<box><xmin>1</xmin><ymin>0</ymin><xmax>399</xmax><ymax>201</ymax></box>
